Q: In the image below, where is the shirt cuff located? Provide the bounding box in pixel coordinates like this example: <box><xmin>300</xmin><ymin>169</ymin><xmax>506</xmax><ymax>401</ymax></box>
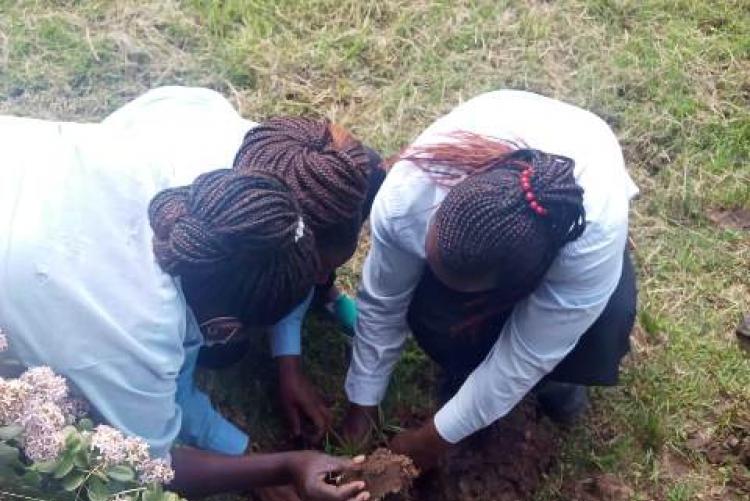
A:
<box><xmin>269</xmin><ymin>289</ymin><xmax>313</xmax><ymax>357</ymax></box>
<box><xmin>204</xmin><ymin>415</ymin><xmax>250</xmax><ymax>456</ymax></box>
<box><xmin>433</xmin><ymin>397</ymin><xmax>475</xmax><ymax>445</ymax></box>
<box><xmin>344</xmin><ymin>369</ymin><xmax>390</xmax><ymax>406</ymax></box>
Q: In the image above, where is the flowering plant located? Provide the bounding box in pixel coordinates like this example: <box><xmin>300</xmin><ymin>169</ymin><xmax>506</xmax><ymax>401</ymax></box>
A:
<box><xmin>0</xmin><ymin>331</ymin><xmax>184</xmax><ymax>501</ymax></box>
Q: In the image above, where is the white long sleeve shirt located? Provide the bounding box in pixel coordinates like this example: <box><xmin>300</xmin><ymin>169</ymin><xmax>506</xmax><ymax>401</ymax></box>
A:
<box><xmin>345</xmin><ymin>90</ymin><xmax>639</xmax><ymax>444</ymax></box>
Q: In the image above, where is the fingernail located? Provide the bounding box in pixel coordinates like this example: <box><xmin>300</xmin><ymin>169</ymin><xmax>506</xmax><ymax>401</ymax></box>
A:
<box><xmin>353</xmin><ymin>455</ymin><xmax>366</xmax><ymax>463</ymax></box>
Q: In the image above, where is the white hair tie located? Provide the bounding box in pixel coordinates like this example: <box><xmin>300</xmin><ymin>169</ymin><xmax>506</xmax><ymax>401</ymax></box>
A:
<box><xmin>294</xmin><ymin>217</ymin><xmax>305</xmax><ymax>243</ymax></box>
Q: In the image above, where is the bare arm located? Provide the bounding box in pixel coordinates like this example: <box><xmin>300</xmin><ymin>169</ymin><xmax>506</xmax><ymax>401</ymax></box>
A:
<box><xmin>171</xmin><ymin>447</ymin><xmax>367</xmax><ymax>501</ymax></box>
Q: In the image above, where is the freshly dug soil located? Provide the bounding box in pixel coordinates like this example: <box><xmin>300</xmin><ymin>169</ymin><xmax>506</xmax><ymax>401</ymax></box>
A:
<box><xmin>339</xmin><ymin>448</ymin><xmax>419</xmax><ymax>500</ymax></box>
<box><xmin>413</xmin><ymin>399</ymin><xmax>560</xmax><ymax>501</ymax></box>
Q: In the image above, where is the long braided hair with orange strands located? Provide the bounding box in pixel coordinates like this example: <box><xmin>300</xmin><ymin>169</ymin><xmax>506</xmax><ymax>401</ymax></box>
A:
<box><xmin>401</xmin><ymin>131</ymin><xmax>586</xmax><ymax>306</ymax></box>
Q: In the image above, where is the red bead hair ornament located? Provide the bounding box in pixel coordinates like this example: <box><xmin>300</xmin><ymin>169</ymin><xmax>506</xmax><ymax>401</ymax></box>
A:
<box><xmin>520</xmin><ymin>167</ymin><xmax>548</xmax><ymax>216</ymax></box>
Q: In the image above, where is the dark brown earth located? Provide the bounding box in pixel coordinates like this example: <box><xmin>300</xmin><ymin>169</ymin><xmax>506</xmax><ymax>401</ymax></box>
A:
<box><xmin>409</xmin><ymin>400</ymin><xmax>561</xmax><ymax>501</ymax></box>
<box><xmin>560</xmin><ymin>474</ymin><xmax>634</xmax><ymax>501</ymax></box>
<box><xmin>338</xmin><ymin>448</ymin><xmax>419</xmax><ymax>501</ymax></box>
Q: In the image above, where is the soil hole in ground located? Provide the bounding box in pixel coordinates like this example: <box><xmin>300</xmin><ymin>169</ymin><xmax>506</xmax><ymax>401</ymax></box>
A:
<box><xmin>394</xmin><ymin>400</ymin><xmax>561</xmax><ymax>501</ymax></box>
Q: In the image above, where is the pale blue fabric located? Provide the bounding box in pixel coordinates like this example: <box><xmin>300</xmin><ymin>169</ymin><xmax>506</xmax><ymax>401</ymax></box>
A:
<box><xmin>270</xmin><ymin>289</ymin><xmax>314</xmax><ymax>357</ymax></box>
<box><xmin>0</xmin><ymin>87</ymin><xmax>304</xmax><ymax>459</ymax></box>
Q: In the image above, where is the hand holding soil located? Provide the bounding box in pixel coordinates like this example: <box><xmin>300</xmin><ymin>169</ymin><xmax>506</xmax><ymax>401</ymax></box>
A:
<box><xmin>287</xmin><ymin>451</ymin><xmax>369</xmax><ymax>501</ymax></box>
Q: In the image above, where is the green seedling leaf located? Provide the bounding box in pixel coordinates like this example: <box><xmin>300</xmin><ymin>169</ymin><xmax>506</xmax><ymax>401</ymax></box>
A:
<box><xmin>0</xmin><ymin>424</ymin><xmax>24</xmax><ymax>441</ymax></box>
<box><xmin>62</xmin><ymin>471</ymin><xmax>86</xmax><ymax>491</ymax></box>
<box><xmin>107</xmin><ymin>464</ymin><xmax>135</xmax><ymax>482</ymax></box>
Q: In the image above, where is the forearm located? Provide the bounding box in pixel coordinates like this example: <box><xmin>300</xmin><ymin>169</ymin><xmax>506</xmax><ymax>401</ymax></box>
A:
<box><xmin>171</xmin><ymin>447</ymin><xmax>293</xmax><ymax>497</ymax></box>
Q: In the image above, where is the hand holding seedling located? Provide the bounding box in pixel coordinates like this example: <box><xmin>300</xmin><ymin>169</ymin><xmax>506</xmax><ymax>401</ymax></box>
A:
<box><xmin>288</xmin><ymin>451</ymin><xmax>369</xmax><ymax>501</ymax></box>
<box><xmin>278</xmin><ymin>356</ymin><xmax>334</xmax><ymax>443</ymax></box>
<box><xmin>389</xmin><ymin>419</ymin><xmax>451</xmax><ymax>472</ymax></box>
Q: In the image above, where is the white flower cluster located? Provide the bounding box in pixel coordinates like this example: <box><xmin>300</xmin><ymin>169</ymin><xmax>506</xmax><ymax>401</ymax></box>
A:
<box><xmin>0</xmin><ymin>366</ymin><xmax>75</xmax><ymax>461</ymax></box>
<box><xmin>20</xmin><ymin>401</ymin><xmax>66</xmax><ymax>462</ymax></box>
<box><xmin>91</xmin><ymin>425</ymin><xmax>174</xmax><ymax>485</ymax></box>
<box><xmin>0</xmin><ymin>337</ymin><xmax>174</xmax><ymax>487</ymax></box>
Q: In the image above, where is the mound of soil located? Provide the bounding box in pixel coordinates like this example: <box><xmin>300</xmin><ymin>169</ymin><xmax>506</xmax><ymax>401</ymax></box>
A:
<box><xmin>413</xmin><ymin>399</ymin><xmax>560</xmax><ymax>501</ymax></box>
<box><xmin>339</xmin><ymin>448</ymin><xmax>419</xmax><ymax>500</ymax></box>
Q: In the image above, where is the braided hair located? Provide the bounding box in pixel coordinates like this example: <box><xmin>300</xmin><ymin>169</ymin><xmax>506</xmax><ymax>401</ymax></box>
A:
<box><xmin>149</xmin><ymin>169</ymin><xmax>318</xmax><ymax>326</ymax></box>
<box><xmin>232</xmin><ymin>117</ymin><xmax>370</xmax><ymax>247</ymax></box>
<box><xmin>402</xmin><ymin>132</ymin><xmax>586</xmax><ymax>304</ymax></box>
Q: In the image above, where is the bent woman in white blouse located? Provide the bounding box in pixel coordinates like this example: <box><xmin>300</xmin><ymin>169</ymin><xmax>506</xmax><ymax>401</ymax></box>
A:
<box><xmin>341</xmin><ymin>90</ymin><xmax>639</xmax><ymax>470</ymax></box>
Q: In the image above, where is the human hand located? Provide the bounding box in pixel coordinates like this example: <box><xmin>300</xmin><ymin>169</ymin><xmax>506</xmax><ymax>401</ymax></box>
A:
<box><xmin>389</xmin><ymin>420</ymin><xmax>451</xmax><ymax>472</ymax></box>
<box><xmin>287</xmin><ymin>451</ymin><xmax>369</xmax><ymax>501</ymax></box>
<box><xmin>278</xmin><ymin>356</ymin><xmax>333</xmax><ymax>444</ymax></box>
<box><xmin>340</xmin><ymin>403</ymin><xmax>379</xmax><ymax>448</ymax></box>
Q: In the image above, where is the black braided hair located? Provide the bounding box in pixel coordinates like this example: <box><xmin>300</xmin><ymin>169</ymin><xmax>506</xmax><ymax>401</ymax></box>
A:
<box><xmin>232</xmin><ymin>117</ymin><xmax>370</xmax><ymax>244</ymax></box>
<box><xmin>149</xmin><ymin>169</ymin><xmax>319</xmax><ymax>326</ymax></box>
<box><xmin>434</xmin><ymin>149</ymin><xmax>585</xmax><ymax>302</ymax></box>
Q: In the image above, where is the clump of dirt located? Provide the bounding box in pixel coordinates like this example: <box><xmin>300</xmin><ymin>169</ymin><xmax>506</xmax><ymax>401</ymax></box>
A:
<box><xmin>706</xmin><ymin>207</ymin><xmax>750</xmax><ymax>231</ymax></box>
<box><xmin>338</xmin><ymin>448</ymin><xmax>419</xmax><ymax>501</ymax></box>
<box><xmin>562</xmin><ymin>474</ymin><xmax>634</xmax><ymax>501</ymax></box>
<box><xmin>685</xmin><ymin>420</ymin><xmax>750</xmax><ymax>498</ymax></box>
<box><xmin>413</xmin><ymin>399</ymin><xmax>560</xmax><ymax>501</ymax></box>
<box><xmin>686</xmin><ymin>427</ymin><xmax>750</xmax><ymax>469</ymax></box>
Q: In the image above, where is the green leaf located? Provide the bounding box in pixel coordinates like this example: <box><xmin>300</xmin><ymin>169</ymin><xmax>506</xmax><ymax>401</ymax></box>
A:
<box><xmin>53</xmin><ymin>454</ymin><xmax>75</xmax><ymax>478</ymax></box>
<box><xmin>142</xmin><ymin>485</ymin><xmax>165</xmax><ymax>501</ymax></box>
<box><xmin>64</xmin><ymin>428</ymin><xmax>83</xmax><ymax>453</ymax></box>
<box><xmin>62</xmin><ymin>471</ymin><xmax>86</xmax><ymax>491</ymax></box>
<box><xmin>87</xmin><ymin>476</ymin><xmax>110</xmax><ymax>501</ymax></box>
<box><xmin>33</xmin><ymin>458</ymin><xmax>59</xmax><ymax>473</ymax></box>
<box><xmin>73</xmin><ymin>448</ymin><xmax>90</xmax><ymax>469</ymax></box>
<box><xmin>106</xmin><ymin>464</ymin><xmax>135</xmax><ymax>483</ymax></box>
<box><xmin>0</xmin><ymin>443</ymin><xmax>20</xmax><ymax>465</ymax></box>
<box><xmin>22</xmin><ymin>469</ymin><xmax>42</xmax><ymax>488</ymax></box>
<box><xmin>0</xmin><ymin>424</ymin><xmax>24</xmax><ymax>441</ymax></box>
<box><xmin>163</xmin><ymin>492</ymin><xmax>181</xmax><ymax>501</ymax></box>
<box><xmin>77</xmin><ymin>418</ymin><xmax>94</xmax><ymax>431</ymax></box>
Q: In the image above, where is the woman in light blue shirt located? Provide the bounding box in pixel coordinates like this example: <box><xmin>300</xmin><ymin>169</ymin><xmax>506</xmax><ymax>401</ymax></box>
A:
<box><xmin>0</xmin><ymin>87</ymin><xmax>369</xmax><ymax>500</ymax></box>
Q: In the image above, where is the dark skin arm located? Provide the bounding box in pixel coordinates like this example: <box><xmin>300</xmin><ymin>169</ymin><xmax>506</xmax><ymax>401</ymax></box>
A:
<box><xmin>277</xmin><ymin>355</ymin><xmax>334</xmax><ymax>443</ymax></box>
<box><xmin>171</xmin><ymin>447</ymin><xmax>369</xmax><ymax>500</ymax></box>
<box><xmin>389</xmin><ymin>420</ymin><xmax>452</xmax><ymax>472</ymax></box>
<box><xmin>340</xmin><ymin>403</ymin><xmax>379</xmax><ymax>448</ymax></box>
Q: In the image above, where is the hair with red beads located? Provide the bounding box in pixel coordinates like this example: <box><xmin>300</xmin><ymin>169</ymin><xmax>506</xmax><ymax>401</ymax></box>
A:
<box><xmin>399</xmin><ymin>132</ymin><xmax>586</xmax><ymax>302</ymax></box>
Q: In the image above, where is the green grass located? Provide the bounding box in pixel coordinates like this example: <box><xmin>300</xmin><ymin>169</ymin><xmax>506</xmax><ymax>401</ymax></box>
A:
<box><xmin>1</xmin><ymin>0</ymin><xmax>749</xmax><ymax>499</ymax></box>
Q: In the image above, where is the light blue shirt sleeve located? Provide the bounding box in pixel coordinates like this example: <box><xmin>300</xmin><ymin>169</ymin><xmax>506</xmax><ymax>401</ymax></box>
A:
<box><xmin>175</xmin><ymin>322</ymin><xmax>249</xmax><ymax>455</ymax></box>
<box><xmin>269</xmin><ymin>289</ymin><xmax>314</xmax><ymax>357</ymax></box>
